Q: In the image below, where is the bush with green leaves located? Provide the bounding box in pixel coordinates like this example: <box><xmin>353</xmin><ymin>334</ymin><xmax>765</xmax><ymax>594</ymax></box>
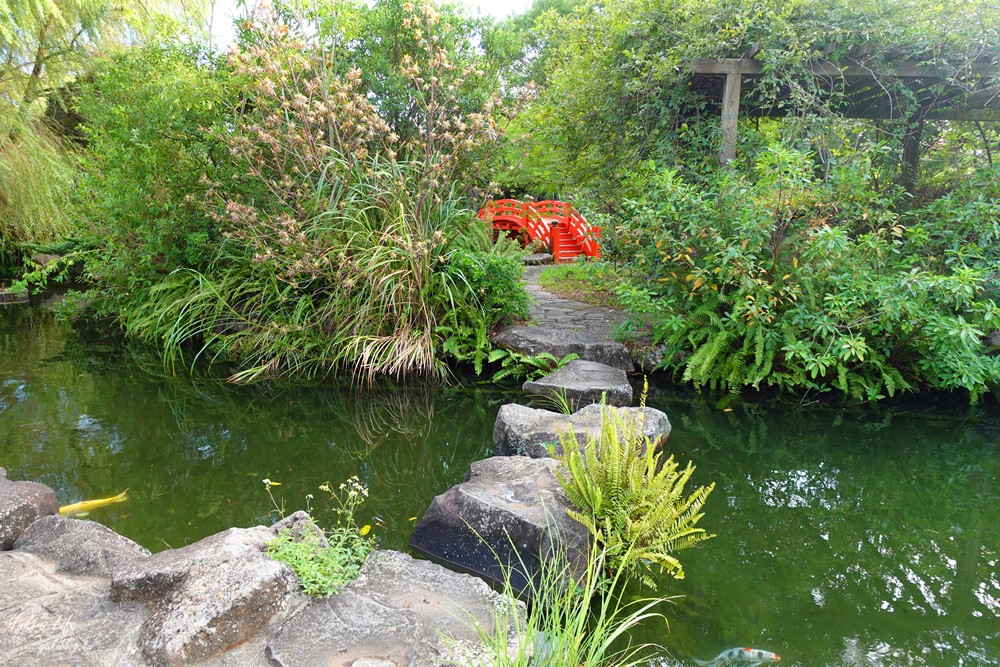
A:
<box><xmin>614</xmin><ymin>149</ymin><xmax>1000</xmax><ymax>402</ymax></box>
<box><xmin>72</xmin><ymin>44</ymin><xmax>233</xmax><ymax>314</ymax></box>
<box><xmin>554</xmin><ymin>402</ymin><xmax>715</xmax><ymax>588</ymax></box>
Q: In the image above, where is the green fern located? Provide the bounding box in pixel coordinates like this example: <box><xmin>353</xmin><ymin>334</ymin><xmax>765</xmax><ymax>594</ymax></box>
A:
<box><xmin>553</xmin><ymin>396</ymin><xmax>715</xmax><ymax>588</ymax></box>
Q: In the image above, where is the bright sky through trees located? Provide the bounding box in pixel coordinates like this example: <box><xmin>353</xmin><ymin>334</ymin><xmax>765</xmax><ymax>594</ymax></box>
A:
<box><xmin>208</xmin><ymin>0</ymin><xmax>534</xmax><ymax>50</ymax></box>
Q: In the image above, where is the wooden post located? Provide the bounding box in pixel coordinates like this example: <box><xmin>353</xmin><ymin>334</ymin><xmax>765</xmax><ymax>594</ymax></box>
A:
<box><xmin>719</xmin><ymin>72</ymin><xmax>742</xmax><ymax>165</ymax></box>
<box><xmin>900</xmin><ymin>118</ymin><xmax>924</xmax><ymax>194</ymax></box>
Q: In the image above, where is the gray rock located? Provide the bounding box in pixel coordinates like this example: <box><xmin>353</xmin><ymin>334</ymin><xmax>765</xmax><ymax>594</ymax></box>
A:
<box><xmin>0</xmin><ymin>550</ymin><xmax>148</xmax><ymax>667</ymax></box>
<box><xmin>266</xmin><ymin>550</ymin><xmax>521</xmax><ymax>667</ymax></box>
<box><xmin>0</xmin><ymin>468</ymin><xmax>59</xmax><ymax>550</ymax></box>
<box><xmin>493</xmin><ymin>403</ymin><xmax>671</xmax><ymax>459</ymax></box>
<box><xmin>270</xmin><ymin>510</ymin><xmax>328</xmax><ymax>548</ymax></box>
<box><xmin>491</xmin><ymin>325</ymin><xmax>634</xmax><ymax>372</ymax></box>
<box><xmin>987</xmin><ymin>330</ymin><xmax>1000</xmax><ymax>354</ymax></box>
<box><xmin>523</xmin><ymin>359</ymin><xmax>632</xmax><ymax>407</ymax></box>
<box><xmin>409</xmin><ymin>456</ymin><xmax>589</xmax><ymax>597</ymax></box>
<box><xmin>111</xmin><ymin>524</ymin><xmax>298</xmax><ymax>666</ymax></box>
<box><xmin>13</xmin><ymin>514</ymin><xmax>150</xmax><ymax>576</ymax></box>
<box><xmin>523</xmin><ymin>252</ymin><xmax>553</xmax><ymax>266</ymax></box>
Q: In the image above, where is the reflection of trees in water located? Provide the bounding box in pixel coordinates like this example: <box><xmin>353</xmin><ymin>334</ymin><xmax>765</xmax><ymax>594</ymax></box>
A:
<box><xmin>647</xmin><ymin>385</ymin><xmax>1000</xmax><ymax>662</ymax></box>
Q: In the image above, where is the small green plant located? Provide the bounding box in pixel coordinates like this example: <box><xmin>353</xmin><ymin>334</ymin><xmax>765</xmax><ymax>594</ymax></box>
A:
<box><xmin>530</xmin><ymin>386</ymin><xmax>579</xmax><ymax>415</ymax></box>
<box><xmin>456</xmin><ymin>541</ymin><xmax>672</xmax><ymax>666</ymax></box>
<box><xmin>264</xmin><ymin>476</ymin><xmax>374</xmax><ymax>597</ymax></box>
<box><xmin>554</xmin><ymin>397</ymin><xmax>715</xmax><ymax>588</ymax></box>
<box><xmin>538</xmin><ymin>260</ymin><xmax>623</xmax><ymax>309</ymax></box>
<box><xmin>488</xmin><ymin>349</ymin><xmax>579</xmax><ymax>383</ymax></box>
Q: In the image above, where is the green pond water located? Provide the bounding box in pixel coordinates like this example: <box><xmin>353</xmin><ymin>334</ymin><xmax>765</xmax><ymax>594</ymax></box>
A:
<box><xmin>2</xmin><ymin>305</ymin><xmax>999</xmax><ymax>666</ymax></box>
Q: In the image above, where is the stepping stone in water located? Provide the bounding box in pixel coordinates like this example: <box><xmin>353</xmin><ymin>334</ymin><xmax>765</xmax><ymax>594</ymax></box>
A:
<box><xmin>522</xmin><ymin>359</ymin><xmax>632</xmax><ymax>408</ymax></box>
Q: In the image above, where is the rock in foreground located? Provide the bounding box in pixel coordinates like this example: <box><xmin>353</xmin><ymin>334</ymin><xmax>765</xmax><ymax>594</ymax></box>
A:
<box><xmin>266</xmin><ymin>549</ymin><xmax>520</xmax><ymax>667</ymax></box>
<box><xmin>15</xmin><ymin>514</ymin><xmax>151</xmax><ymax>576</ymax></box>
<box><xmin>409</xmin><ymin>456</ymin><xmax>589</xmax><ymax>596</ymax></box>
<box><xmin>0</xmin><ymin>467</ymin><xmax>59</xmax><ymax>550</ymax></box>
<box><xmin>493</xmin><ymin>403</ymin><xmax>671</xmax><ymax>459</ymax></box>
<box><xmin>111</xmin><ymin>520</ymin><xmax>301</xmax><ymax>666</ymax></box>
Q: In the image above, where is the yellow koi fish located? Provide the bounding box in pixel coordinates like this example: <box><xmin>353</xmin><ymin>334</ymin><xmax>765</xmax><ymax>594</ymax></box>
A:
<box><xmin>59</xmin><ymin>489</ymin><xmax>128</xmax><ymax>516</ymax></box>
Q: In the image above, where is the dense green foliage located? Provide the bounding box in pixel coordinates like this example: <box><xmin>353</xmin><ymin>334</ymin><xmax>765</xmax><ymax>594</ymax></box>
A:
<box><xmin>506</xmin><ymin>0</ymin><xmax>1000</xmax><ymax>198</ymax></box>
<box><xmin>555</xmin><ymin>403</ymin><xmax>715</xmax><ymax>588</ymax></box>
<box><xmin>69</xmin><ymin>2</ymin><xmax>527</xmax><ymax>382</ymax></box>
<box><xmin>614</xmin><ymin>153</ymin><xmax>1000</xmax><ymax>400</ymax></box>
<box><xmin>73</xmin><ymin>45</ymin><xmax>231</xmax><ymax>300</ymax></box>
<box><xmin>499</xmin><ymin>0</ymin><xmax>1000</xmax><ymax>402</ymax></box>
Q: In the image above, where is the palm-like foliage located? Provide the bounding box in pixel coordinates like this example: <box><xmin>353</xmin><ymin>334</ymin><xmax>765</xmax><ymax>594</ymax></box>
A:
<box><xmin>554</xmin><ymin>402</ymin><xmax>715</xmax><ymax>588</ymax></box>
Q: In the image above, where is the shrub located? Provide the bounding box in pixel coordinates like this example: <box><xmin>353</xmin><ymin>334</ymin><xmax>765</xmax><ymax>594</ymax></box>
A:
<box><xmin>72</xmin><ymin>44</ymin><xmax>232</xmax><ymax>313</ymax></box>
<box><xmin>73</xmin><ymin>3</ymin><xmax>528</xmax><ymax>383</ymax></box>
<box><xmin>614</xmin><ymin>150</ymin><xmax>1000</xmax><ymax>401</ymax></box>
<box><xmin>554</xmin><ymin>400</ymin><xmax>715</xmax><ymax>588</ymax></box>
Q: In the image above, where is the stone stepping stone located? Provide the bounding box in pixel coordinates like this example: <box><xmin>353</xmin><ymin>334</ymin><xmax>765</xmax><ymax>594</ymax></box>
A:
<box><xmin>523</xmin><ymin>252</ymin><xmax>553</xmax><ymax>265</ymax></box>
<box><xmin>491</xmin><ymin>326</ymin><xmax>634</xmax><ymax>372</ymax></box>
<box><xmin>493</xmin><ymin>403</ymin><xmax>671</xmax><ymax>459</ymax></box>
<box><xmin>409</xmin><ymin>456</ymin><xmax>589</xmax><ymax>599</ymax></box>
<box><xmin>522</xmin><ymin>359</ymin><xmax>632</xmax><ymax>408</ymax></box>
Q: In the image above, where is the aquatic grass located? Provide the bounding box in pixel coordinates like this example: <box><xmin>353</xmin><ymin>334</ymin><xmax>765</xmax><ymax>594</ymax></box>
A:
<box><xmin>125</xmin><ymin>155</ymin><xmax>506</xmax><ymax>383</ymax></box>
<box><xmin>450</xmin><ymin>540</ymin><xmax>673</xmax><ymax>666</ymax></box>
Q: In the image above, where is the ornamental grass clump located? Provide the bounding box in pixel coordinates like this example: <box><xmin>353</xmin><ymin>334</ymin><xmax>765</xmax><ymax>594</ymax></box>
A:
<box><xmin>554</xmin><ymin>399</ymin><xmax>715</xmax><ymax>589</ymax></box>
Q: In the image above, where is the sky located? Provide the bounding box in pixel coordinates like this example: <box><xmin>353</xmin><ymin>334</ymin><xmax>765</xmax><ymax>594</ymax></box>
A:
<box><xmin>209</xmin><ymin>0</ymin><xmax>536</xmax><ymax>49</ymax></box>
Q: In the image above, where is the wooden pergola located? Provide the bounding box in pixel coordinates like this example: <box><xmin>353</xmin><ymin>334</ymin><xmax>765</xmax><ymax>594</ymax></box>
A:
<box><xmin>690</xmin><ymin>52</ymin><xmax>1000</xmax><ymax>187</ymax></box>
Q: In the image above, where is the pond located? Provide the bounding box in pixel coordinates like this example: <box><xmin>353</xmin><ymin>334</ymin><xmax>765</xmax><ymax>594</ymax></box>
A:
<box><xmin>2</xmin><ymin>305</ymin><xmax>998</xmax><ymax>666</ymax></box>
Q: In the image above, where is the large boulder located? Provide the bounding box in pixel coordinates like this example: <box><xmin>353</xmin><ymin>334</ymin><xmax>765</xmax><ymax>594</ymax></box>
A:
<box><xmin>493</xmin><ymin>403</ymin><xmax>671</xmax><ymax>459</ymax></box>
<box><xmin>266</xmin><ymin>549</ymin><xmax>520</xmax><ymax>667</ymax></box>
<box><xmin>409</xmin><ymin>456</ymin><xmax>589</xmax><ymax>597</ymax></box>
<box><xmin>522</xmin><ymin>359</ymin><xmax>632</xmax><ymax>407</ymax></box>
<box><xmin>110</xmin><ymin>517</ymin><xmax>303</xmax><ymax>666</ymax></box>
<box><xmin>14</xmin><ymin>514</ymin><xmax>150</xmax><ymax>576</ymax></box>
<box><xmin>0</xmin><ymin>467</ymin><xmax>59</xmax><ymax>550</ymax></box>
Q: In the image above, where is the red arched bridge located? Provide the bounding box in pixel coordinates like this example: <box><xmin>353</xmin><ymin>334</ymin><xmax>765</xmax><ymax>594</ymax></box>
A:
<box><xmin>477</xmin><ymin>199</ymin><xmax>601</xmax><ymax>262</ymax></box>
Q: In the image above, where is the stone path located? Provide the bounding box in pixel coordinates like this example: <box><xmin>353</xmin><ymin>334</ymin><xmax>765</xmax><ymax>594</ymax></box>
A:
<box><xmin>491</xmin><ymin>265</ymin><xmax>636</xmax><ymax>371</ymax></box>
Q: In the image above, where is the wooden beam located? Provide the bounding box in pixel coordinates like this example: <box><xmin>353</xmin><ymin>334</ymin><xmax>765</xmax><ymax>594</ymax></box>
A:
<box><xmin>719</xmin><ymin>72</ymin><xmax>742</xmax><ymax>165</ymax></box>
<box><xmin>690</xmin><ymin>57</ymin><xmax>992</xmax><ymax>79</ymax></box>
<box><xmin>922</xmin><ymin>108</ymin><xmax>1000</xmax><ymax>122</ymax></box>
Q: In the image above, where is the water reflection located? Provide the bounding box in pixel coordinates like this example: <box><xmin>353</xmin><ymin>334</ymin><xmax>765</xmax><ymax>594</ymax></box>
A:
<box><xmin>645</xmin><ymin>383</ymin><xmax>1000</xmax><ymax>666</ymax></box>
<box><xmin>3</xmin><ymin>307</ymin><xmax>999</xmax><ymax>666</ymax></box>
<box><xmin>0</xmin><ymin>307</ymin><xmax>512</xmax><ymax>550</ymax></box>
